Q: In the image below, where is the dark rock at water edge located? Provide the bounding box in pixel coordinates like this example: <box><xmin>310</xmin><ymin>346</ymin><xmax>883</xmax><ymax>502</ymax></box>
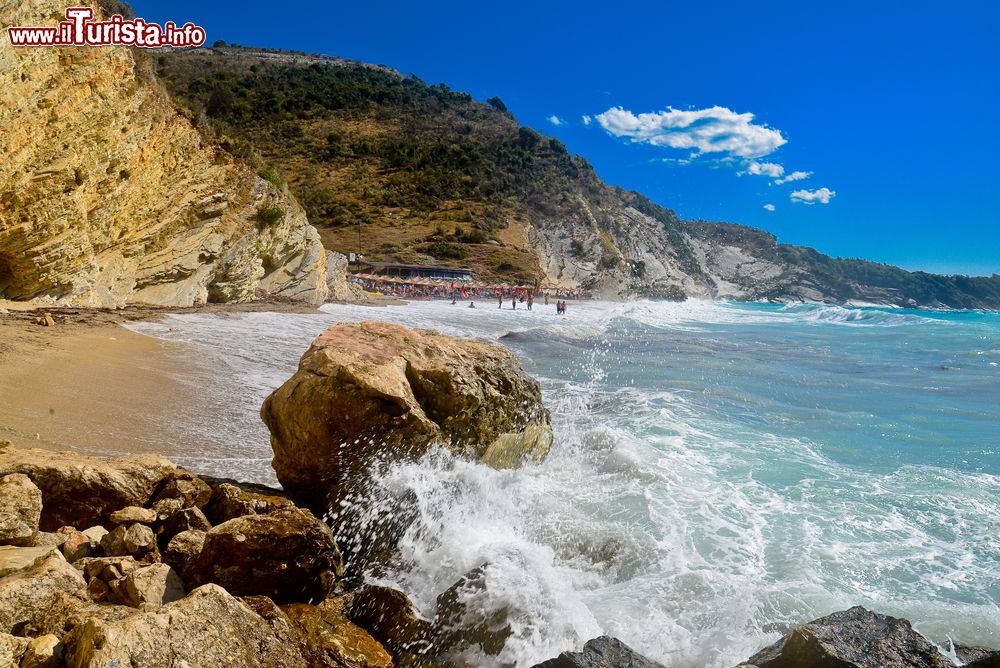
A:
<box><xmin>0</xmin><ymin>442</ymin><xmax>391</xmax><ymax>668</ymax></box>
<box><xmin>432</xmin><ymin>564</ymin><xmax>512</xmax><ymax>658</ymax></box>
<box><xmin>957</xmin><ymin>645</ymin><xmax>1000</xmax><ymax>668</ymax></box>
<box><xmin>742</xmin><ymin>606</ymin><xmax>956</xmax><ymax>668</ymax></box>
<box><xmin>348</xmin><ymin>584</ymin><xmax>433</xmax><ymax>655</ymax></box>
<box><xmin>282</xmin><ymin>598</ymin><xmax>393</xmax><ymax>668</ymax></box>
<box><xmin>530</xmin><ymin>636</ymin><xmax>665</xmax><ymax>668</ymax></box>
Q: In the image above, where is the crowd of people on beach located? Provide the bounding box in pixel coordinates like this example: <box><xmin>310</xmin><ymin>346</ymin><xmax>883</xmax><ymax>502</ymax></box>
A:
<box><xmin>349</xmin><ymin>276</ymin><xmax>586</xmax><ymax>311</ymax></box>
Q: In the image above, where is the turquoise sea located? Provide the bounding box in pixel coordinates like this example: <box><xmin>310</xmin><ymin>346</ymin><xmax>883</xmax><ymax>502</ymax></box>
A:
<box><xmin>130</xmin><ymin>299</ymin><xmax>1000</xmax><ymax>667</ymax></box>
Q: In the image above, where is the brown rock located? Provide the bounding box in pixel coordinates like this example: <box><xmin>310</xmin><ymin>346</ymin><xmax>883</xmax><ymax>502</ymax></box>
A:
<box><xmin>283</xmin><ymin>599</ymin><xmax>392</xmax><ymax>668</ymax></box>
<box><xmin>162</xmin><ymin>530</ymin><xmax>206</xmax><ymax>581</ymax></box>
<box><xmin>745</xmin><ymin>606</ymin><xmax>955</xmax><ymax>668</ymax></box>
<box><xmin>261</xmin><ymin>322</ymin><xmax>552</xmax><ymax>504</ymax></box>
<box><xmin>100</xmin><ymin>523</ymin><xmax>158</xmax><ymax>562</ymax></box>
<box><xmin>0</xmin><ymin>551</ymin><xmax>88</xmax><ymax>636</ymax></box>
<box><xmin>189</xmin><ymin>507</ymin><xmax>342</xmax><ymax>603</ymax></box>
<box><xmin>80</xmin><ymin>526</ymin><xmax>108</xmax><ymax>544</ymax></box>
<box><xmin>108</xmin><ymin>506</ymin><xmax>157</xmax><ymax>526</ymax></box>
<box><xmin>151</xmin><ymin>497</ymin><xmax>184</xmax><ymax>521</ymax></box>
<box><xmin>0</xmin><ymin>446</ymin><xmax>176</xmax><ymax>531</ymax></box>
<box><xmin>61</xmin><ymin>526</ymin><xmax>108</xmax><ymax>564</ymax></box>
<box><xmin>75</xmin><ymin>555</ymin><xmax>140</xmax><ymax>586</ymax></box>
<box><xmin>348</xmin><ymin>585</ymin><xmax>432</xmax><ymax>654</ymax></box>
<box><xmin>204</xmin><ymin>481</ymin><xmax>294</xmax><ymax>524</ymax></box>
<box><xmin>151</xmin><ymin>471</ymin><xmax>212</xmax><ymax>509</ymax></box>
<box><xmin>480</xmin><ymin>425</ymin><xmax>554</xmax><ymax>470</ymax></box>
<box><xmin>29</xmin><ymin>532</ymin><xmax>68</xmax><ymax>547</ymax></box>
<box><xmin>0</xmin><ymin>545</ymin><xmax>62</xmax><ymax>578</ymax></box>
<box><xmin>0</xmin><ymin>633</ymin><xmax>29</xmax><ymax>666</ymax></box>
<box><xmin>20</xmin><ymin>633</ymin><xmax>63</xmax><ymax>668</ymax></box>
<box><xmin>99</xmin><ymin>559</ymin><xmax>138</xmax><ymax>584</ymax></box>
<box><xmin>34</xmin><ymin>315</ymin><xmax>55</xmax><ymax>327</ymax></box>
<box><xmin>60</xmin><ymin>531</ymin><xmax>96</xmax><ymax>563</ymax></box>
<box><xmin>158</xmin><ymin>507</ymin><xmax>211</xmax><ymax>547</ymax></box>
<box><xmin>63</xmin><ymin>584</ymin><xmax>304</xmax><ymax>668</ymax></box>
<box><xmin>0</xmin><ymin>473</ymin><xmax>42</xmax><ymax>547</ymax></box>
<box><xmin>240</xmin><ymin>596</ymin><xmax>307</xmax><ymax>662</ymax></box>
<box><xmin>120</xmin><ymin>563</ymin><xmax>185</xmax><ymax>609</ymax></box>
<box><xmin>85</xmin><ymin>577</ymin><xmax>109</xmax><ymax>603</ymax></box>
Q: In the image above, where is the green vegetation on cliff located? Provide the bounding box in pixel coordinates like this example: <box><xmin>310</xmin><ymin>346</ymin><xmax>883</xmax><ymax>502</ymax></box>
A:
<box><xmin>155</xmin><ymin>47</ymin><xmax>652</xmax><ymax>283</ymax></box>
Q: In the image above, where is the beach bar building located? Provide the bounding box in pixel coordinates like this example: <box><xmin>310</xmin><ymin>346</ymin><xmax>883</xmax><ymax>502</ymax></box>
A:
<box><xmin>350</xmin><ymin>260</ymin><xmax>473</xmax><ymax>282</ymax></box>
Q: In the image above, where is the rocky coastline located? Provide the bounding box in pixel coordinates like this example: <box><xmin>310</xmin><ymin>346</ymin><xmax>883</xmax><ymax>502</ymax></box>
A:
<box><xmin>0</xmin><ymin>320</ymin><xmax>996</xmax><ymax>668</ymax></box>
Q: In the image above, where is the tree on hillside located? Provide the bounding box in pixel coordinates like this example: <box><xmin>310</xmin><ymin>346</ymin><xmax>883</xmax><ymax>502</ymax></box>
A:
<box><xmin>487</xmin><ymin>96</ymin><xmax>510</xmax><ymax>114</ymax></box>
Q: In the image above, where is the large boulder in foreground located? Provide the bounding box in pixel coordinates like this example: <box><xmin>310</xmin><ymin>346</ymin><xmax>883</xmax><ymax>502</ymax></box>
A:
<box><xmin>0</xmin><ymin>445</ymin><xmax>176</xmax><ymax>531</ymax></box>
<box><xmin>261</xmin><ymin>321</ymin><xmax>552</xmax><ymax>501</ymax></box>
<box><xmin>530</xmin><ymin>636</ymin><xmax>665</xmax><ymax>668</ymax></box>
<box><xmin>742</xmin><ymin>606</ymin><xmax>955</xmax><ymax>668</ymax></box>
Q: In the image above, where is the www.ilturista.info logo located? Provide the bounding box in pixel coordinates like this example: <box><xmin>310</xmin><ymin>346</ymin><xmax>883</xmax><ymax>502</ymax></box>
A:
<box><xmin>7</xmin><ymin>7</ymin><xmax>206</xmax><ymax>48</ymax></box>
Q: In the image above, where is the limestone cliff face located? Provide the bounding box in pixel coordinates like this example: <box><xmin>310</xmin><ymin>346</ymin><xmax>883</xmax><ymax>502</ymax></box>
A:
<box><xmin>530</xmin><ymin>202</ymin><xmax>710</xmax><ymax>300</ymax></box>
<box><xmin>0</xmin><ymin>0</ymin><xmax>328</xmax><ymax>306</ymax></box>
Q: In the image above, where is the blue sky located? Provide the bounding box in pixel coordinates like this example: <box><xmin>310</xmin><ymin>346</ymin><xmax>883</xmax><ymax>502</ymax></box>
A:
<box><xmin>132</xmin><ymin>1</ymin><xmax>1000</xmax><ymax>276</ymax></box>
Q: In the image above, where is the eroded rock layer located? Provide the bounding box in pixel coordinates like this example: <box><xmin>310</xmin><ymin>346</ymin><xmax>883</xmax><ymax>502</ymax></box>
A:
<box><xmin>0</xmin><ymin>0</ymin><xmax>327</xmax><ymax>306</ymax></box>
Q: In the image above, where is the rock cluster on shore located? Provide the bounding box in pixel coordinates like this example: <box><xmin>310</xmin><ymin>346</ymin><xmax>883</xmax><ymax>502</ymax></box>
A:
<box><xmin>0</xmin><ymin>443</ymin><xmax>381</xmax><ymax>667</ymax></box>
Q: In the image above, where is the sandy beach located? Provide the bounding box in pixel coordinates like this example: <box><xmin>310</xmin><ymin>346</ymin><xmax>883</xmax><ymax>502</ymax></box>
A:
<box><xmin>0</xmin><ymin>301</ymin><xmax>319</xmax><ymax>461</ymax></box>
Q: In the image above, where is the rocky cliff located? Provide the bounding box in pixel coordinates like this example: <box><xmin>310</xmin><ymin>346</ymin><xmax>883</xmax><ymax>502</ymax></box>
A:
<box><xmin>0</xmin><ymin>0</ymin><xmax>328</xmax><ymax>307</ymax></box>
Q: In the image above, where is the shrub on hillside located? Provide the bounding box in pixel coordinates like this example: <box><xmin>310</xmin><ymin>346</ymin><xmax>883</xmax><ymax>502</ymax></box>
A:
<box><xmin>256</xmin><ymin>204</ymin><xmax>285</xmax><ymax>227</ymax></box>
<box><xmin>257</xmin><ymin>166</ymin><xmax>285</xmax><ymax>189</ymax></box>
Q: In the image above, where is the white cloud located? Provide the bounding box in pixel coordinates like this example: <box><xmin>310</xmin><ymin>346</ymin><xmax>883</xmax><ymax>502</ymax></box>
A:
<box><xmin>791</xmin><ymin>187</ymin><xmax>836</xmax><ymax>204</ymax></box>
<box><xmin>763</xmin><ymin>203</ymin><xmax>776</xmax><ymax>211</ymax></box>
<box><xmin>775</xmin><ymin>170</ymin><xmax>812</xmax><ymax>185</ymax></box>
<box><xmin>650</xmin><ymin>157</ymin><xmax>693</xmax><ymax>166</ymax></box>
<box><xmin>595</xmin><ymin>105</ymin><xmax>786</xmax><ymax>159</ymax></box>
<box><xmin>581</xmin><ymin>115</ymin><xmax>592</xmax><ymax>126</ymax></box>
<box><xmin>744</xmin><ymin>161</ymin><xmax>784</xmax><ymax>178</ymax></box>
<box><xmin>547</xmin><ymin>115</ymin><xmax>567</xmax><ymax>127</ymax></box>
